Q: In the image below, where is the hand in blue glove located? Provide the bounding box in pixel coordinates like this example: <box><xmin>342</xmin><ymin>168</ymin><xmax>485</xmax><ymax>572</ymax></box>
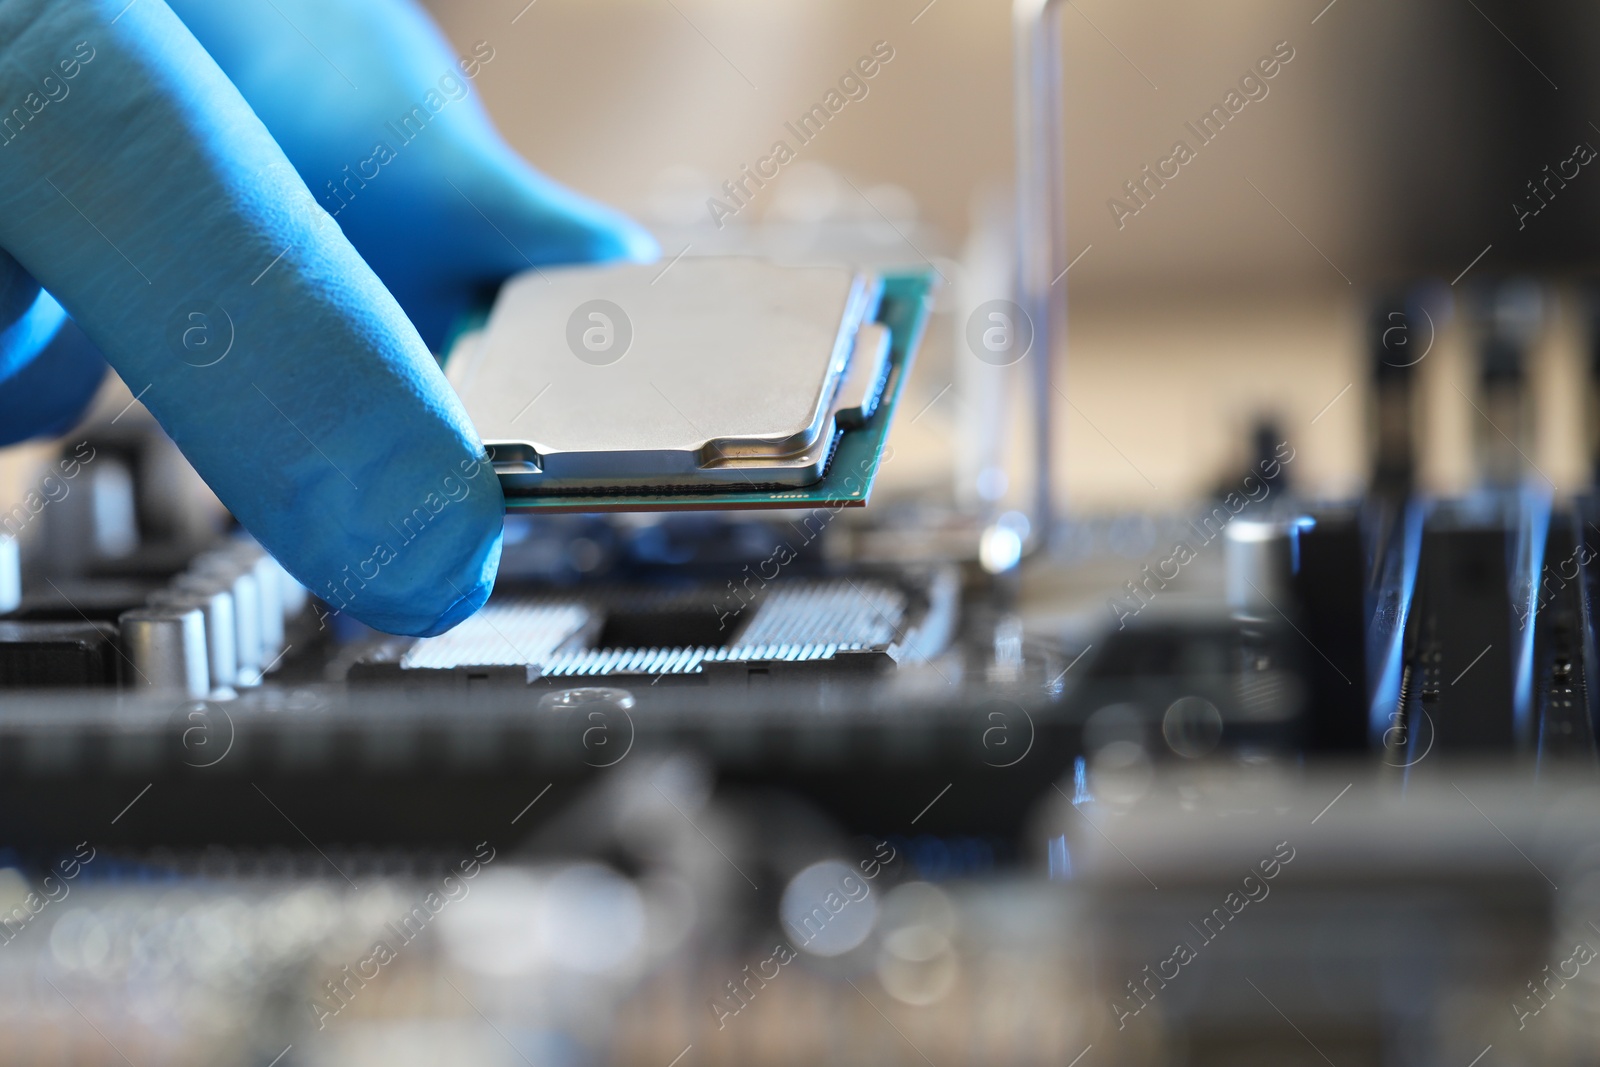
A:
<box><xmin>0</xmin><ymin>0</ymin><xmax>656</xmax><ymax>636</ymax></box>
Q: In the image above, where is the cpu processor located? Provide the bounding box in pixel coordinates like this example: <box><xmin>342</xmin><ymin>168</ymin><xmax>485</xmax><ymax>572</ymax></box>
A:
<box><xmin>442</xmin><ymin>258</ymin><xmax>934</xmax><ymax>512</ymax></box>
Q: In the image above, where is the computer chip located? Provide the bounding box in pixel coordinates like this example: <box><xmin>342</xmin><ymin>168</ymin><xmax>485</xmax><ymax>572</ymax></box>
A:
<box><xmin>442</xmin><ymin>259</ymin><xmax>935</xmax><ymax>512</ymax></box>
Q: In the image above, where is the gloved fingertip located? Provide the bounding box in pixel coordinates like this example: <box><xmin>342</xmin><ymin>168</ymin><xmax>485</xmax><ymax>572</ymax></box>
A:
<box><xmin>321</xmin><ymin>532</ymin><xmax>500</xmax><ymax>638</ymax></box>
<box><xmin>260</xmin><ymin>444</ymin><xmax>505</xmax><ymax>638</ymax></box>
<box><xmin>413</xmin><ymin>569</ymin><xmax>496</xmax><ymax>638</ymax></box>
<box><xmin>534</xmin><ymin>196</ymin><xmax>659</xmax><ymax>267</ymax></box>
<box><xmin>596</xmin><ymin>215</ymin><xmax>660</xmax><ymax>264</ymax></box>
<box><xmin>331</xmin><ymin>508</ymin><xmax>502</xmax><ymax>637</ymax></box>
<box><xmin>0</xmin><ymin>311</ymin><xmax>106</xmax><ymax>447</ymax></box>
<box><xmin>493</xmin><ymin>159</ymin><xmax>659</xmax><ymax>268</ymax></box>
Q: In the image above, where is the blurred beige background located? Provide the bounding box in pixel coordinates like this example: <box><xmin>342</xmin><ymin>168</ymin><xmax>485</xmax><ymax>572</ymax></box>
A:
<box><xmin>417</xmin><ymin>0</ymin><xmax>1600</xmax><ymax>510</ymax></box>
<box><xmin>7</xmin><ymin>0</ymin><xmax>1598</xmax><ymax>515</ymax></box>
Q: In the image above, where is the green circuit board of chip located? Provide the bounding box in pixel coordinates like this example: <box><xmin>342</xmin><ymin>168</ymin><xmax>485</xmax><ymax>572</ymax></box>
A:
<box><xmin>446</xmin><ymin>268</ymin><xmax>936</xmax><ymax>514</ymax></box>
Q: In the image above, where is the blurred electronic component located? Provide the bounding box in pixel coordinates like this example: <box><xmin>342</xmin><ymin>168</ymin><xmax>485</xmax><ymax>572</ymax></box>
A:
<box><xmin>0</xmin><ymin>533</ymin><xmax>17</xmax><ymax>614</ymax></box>
<box><xmin>117</xmin><ymin>605</ymin><xmax>209</xmax><ymax>698</ymax></box>
<box><xmin>1368</xmin><ymin>290</ymin><xmax>1422</xmax><ymax>497</ymax></box>
<box><xmin>147</xmin><ymin>584</ymin><xmax>238</xmax><ymax>692</ymax></box>
<box><xmin>1474</xmin><ymin>281</ymin><xmax>1542</xmax><ymax>487</ymax></box>
<box><xmin>0</xmin><ymin>620</ymin><xmax>119</xmax><ymax>688</ymax></box>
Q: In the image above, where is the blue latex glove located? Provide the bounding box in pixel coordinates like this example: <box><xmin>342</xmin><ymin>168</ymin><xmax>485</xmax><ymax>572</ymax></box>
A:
<box><xmin>0</xmin><ymin>0</ymin><xmax>655</xmax><ymax>636</ymax></box>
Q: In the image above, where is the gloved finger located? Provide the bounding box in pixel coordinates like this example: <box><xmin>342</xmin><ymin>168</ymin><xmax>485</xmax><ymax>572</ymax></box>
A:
<box><xmin>325</xmin><ymin>138</ymin><xmax>659</xmax><ymax>348</ymax></box>
<box><xmin>0</xmin><ymin>245</ymin><xmax>106</xmax><ymax>448</ymax></box>
<box><xmin>166</xmin><ymin>0</ymin><xmax>657</xmax><ymax>348</ymax></box>
<box><xmin>0</xmin><ymin>247</ymin><xmax>62</xmax><ymax>376</ymax></box>
<box><xmin>0</xmin><ymin>309</ymin><xmax>107</xmax><ymax>448</ymax></box>
<box><xmin>0</xmin><ymin>0</ymin><xmax>503</xmax><ymax>636</ymax></box>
